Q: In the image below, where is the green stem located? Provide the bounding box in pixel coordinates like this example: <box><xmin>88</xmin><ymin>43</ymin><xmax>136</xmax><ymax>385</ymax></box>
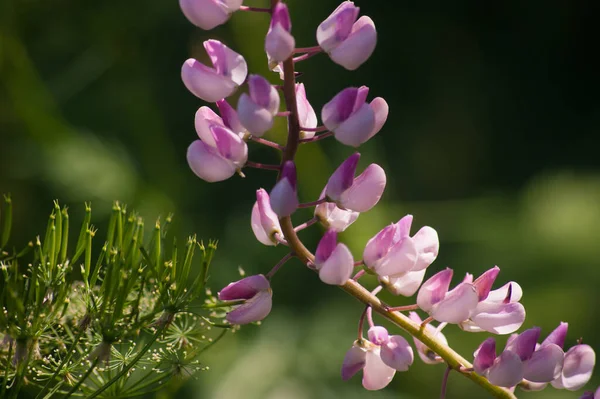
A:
<box><xmin>86</xmin><ymin>325</ymin><xmax>166</xmax><ymax>399</ymax></box>
<box><xmin>275</xmin><ymin>44</ymin><xmax>517</xmax><ymax>399</ymax></box>
<box><xmin>64</xmin><ymin>358</ymin><xmax>99</xmax><ymax>398</ymax></box>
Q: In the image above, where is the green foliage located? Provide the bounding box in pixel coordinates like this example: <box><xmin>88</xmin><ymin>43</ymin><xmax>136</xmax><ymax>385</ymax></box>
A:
<box><xmin>0</xmin><ymin>197</ymin><xmax>231</xmax><ymax>398</ymax></box>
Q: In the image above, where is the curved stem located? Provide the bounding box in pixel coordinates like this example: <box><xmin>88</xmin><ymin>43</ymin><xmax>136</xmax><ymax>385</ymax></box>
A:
<box><xmin>299</xmin><ymin>131</ymin><xmax>333</xmax><ymax>143</ymax></box>
<box><xmin>298</xmin><ymin>198</ymin><xmax>326</xmax><ymax>208</ymax></box>
<box><xmin>246</xmin><ymin>161</ymin><xmax>281</xmax><ymax>171</ymax></box>
<box><xmin>357</xmin><ymin>306</ymin><xmax>369</xmax><ymax>341</ymax></box>
<box><xmin>275</xmin><ymin>45</ymin><xmax>517</xmax><ymax>399</ymax></box>
<box><xmin>239</xmin><ymin>5</ymin><xmax>271</xmax><ymax>13</ymax></box>
<box><xmin>293</xmin><ymin>46</ymin><xmax>322</xmax><ymax>54</ymax></box>
<box><xmin>440</xmin><ymin>366</ymin><xmax>451</xmax><ymax>399</ymax></box>
<box><xmin>64</xmin><ymin>358</ymin><xmax>99</xmax><ymax>398</ymax></box>
<box><xmin>266</xmin><ymin>252</ymin><xmax>294</xmax><ymax>279</ymax></box>
<box><xmin>249</xmin><ymin>136</ymin><xmax>284</xmax><ymax>151</ymax></box>
<box><xmin>294</xmin><ymin>216</ymin><xmax>318</xmax><ymax>232</ymax></box>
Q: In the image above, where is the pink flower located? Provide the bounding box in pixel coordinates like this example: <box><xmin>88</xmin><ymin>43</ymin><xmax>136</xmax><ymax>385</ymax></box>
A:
<box><xmin>322</xmin><ymin>86</ymin><xmax>388</xmax><ymax>147</ymax></box>
<box><xmin>251</xmin><ymin>189</ymin><xmax>283</xmax><ymax>246</ymax></box>
<box><xmin>325</xmin><ymin>153</ymin><xmax>386</xmax><ymax>212</ymax></box>
<box><xmin>341</xmin><ymin>326</ymin><xmax>413</xmax><ymax>390</ymax></box>
<box><xmin>295</xmin><ymin>83</ymin><xmax>318</xmax><ymax>138</ymax></box>
<box><xmin>181</xmin><ymin>40</ymin><xmax>247</xmax><ymax>102</ymax></box>
<box><xmin>237</xmin><ymin>75</ymin><xmax>280</xmax><ymax>136</ymax></box>
<box><xmin>363</xmin><ymin>214</ymin><xmax>439</xmax><ymax>285</ymax></box>
<box><xmin>269</xmin><ymin>161</ymin><xmax>298</xmax><ymax>217</ymax></box>
<box><xmin>186</xmin><ymin>120</ymin><xmax>248</xmax><ymax>182</ymax></box>
<box><xmin>179</xmin><ymin>0</ymin><xmax>242</xmax><ymax>30</ymax></box>
<box><xmin>552</xmin><ymin>344</ymin><xmax>596</xmax><ymax>391</ymax></box>
<box><xmin>314</xmin><ymin>230</ymin><xmax>354</xmax><ymax>285</ymax></box>
<box><xmin>317</xmin><ymin>1</ymin><xmax>377</xmax><ymax>70</ymax></box>
<box><xmin>314</xmin><ymin>201</ymin><xmax>359</xmax><ymax>232</ymax></box>
<box><xmin>265</xmin><ymin>3</ymin><xmax>295</xmax><ymax>63</ymax></box>
<box><xmin>218</xmin><ymin>274</ymin><xmax>272</xmax><ymax>324</ymax></box>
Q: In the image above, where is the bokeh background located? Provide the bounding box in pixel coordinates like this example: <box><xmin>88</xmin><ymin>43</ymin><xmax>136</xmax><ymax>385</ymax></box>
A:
<box><xmin>1</xmin><ymin>0</ymin><xmax>599</xmax><ymax>398</ymax></box>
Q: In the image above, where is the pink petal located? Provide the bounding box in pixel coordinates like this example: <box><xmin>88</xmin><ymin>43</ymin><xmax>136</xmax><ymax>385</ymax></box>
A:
<box><xmin>382</xmin><ymin>269</ymin><xmax>427</xmax><ymax>297</ymax></box>
<box><xmin>179</xmin><ymin>0</ymin><xmax>232</xmax><ymax>30</ymax></box>
<box><xmin>205</xmin><ymin>39</ymin><xmax>247</xmax><ymax>86</ymax></box>
<box><xmin>523</xmin><ymin>343</ymin><xmax>564</xmax><ymax>383</ymax></box>
<box><xmin>314</xmin><ymin>202</ymin><xmax>359</xmax><ymax>232</ymax></box>
<box><xmin>552</xmin><ymin>344</ymin><xmax>596</xmax><ymax>391</ymax></box>
<box><xmin>194</xmin><ymin>106</ymin><xmax>224</xmax><ymax>146</ymax></box>
<box><xmin>373</xmin><ymin>236</ymin><xmax>418</xmax><ymax>277</ymax></box>
<box><xmin>210</xmin><ymin>125</ymin><xmax>248</xmax><ymax>166</ymax></box>
<box><xmin>381</xmin><ymin>335</ymin><xmax>414</xmax><ymax>371</ymax></box>
<box><xmin>329</xmin><ymin>16</ymin><xmax>377</xmax><ymax>70</ymax></box>
<box><xmin>430</xmin><ymin>282</ymin><xmax>479</xmax><ymax>324</ymax></box>
<box><xmin>470</xmin><ymin>302</ymin><xmax>526</xmax><ymax>335</ymax></box>
<box><xmin>505</xmin><ymin>327</ymin><xmax>541</xmax><ymax>361</ymax></box>
<box><xmin>266</xmin><ymin>23</ymin><xmax>295</xmax><ymax>63</ymax></box>
<box><xmin>333</xmin><ymin>103</ymin><xmax>376</xmax><ymax>147</ymax></box>
<box><xmin>187</xmin><ymin>140</ymin><xmax>236</xmax><ymax>182</ymax></box>
<box><xmin>486</xmin><ymin>281</ymin><xmax>523</xmax><ymax>303</ymax></box>
<box><xmin>474</xmin><ymin>338</ymin><xmax>497</xmax><ymax>374</ymax></box>
<box><xmin>216</xmin><ymin>99</ymin><xmax>246</xmax><ymax>136</ymax></box>
<box><xmin>363</xmin><ymin>224</ymin><xmax>397</xmax><ymax>268</ymax></box>
<box><xmin>325</xmin><ymin>153</ymin><xmax>360</xmax><ymax>201</ymax></box>
<box><xmin>321</xmin><ymin>87</ymin><xmax>360</xmax><ymax>131</ymax></box>
<box><xmin>362</xmin><ymin>347</ymin><xmax>396</xmax><ymax>390</ymax></box>
<box><xmin>269</xmin><ymin>162</ymin><xmax>298</xmax><ymax>217</ymax></box>
<box><xmin>315</xmin><ymin>229</ymin><xmax>337</xmax><ymax>264</ymax></box>
<box><xmin>218</xmin><ymin>274</ymin><xmax>270</xmax><ymax>300</ymax></box>
<box><xmin>473</xmin><ymin>266</ymin><xmax>500</xmax><ymax>301</ymax></box>
<box><xmin>226</xmin><ymin>289</ymin><xmax>272</xmax><ymax>325</ymax></box>
<box><xmin>247</xmin><ymin>74</ymin><xmax>279</xmax><ymax>113</ymax></box>
<box><xmin>367</xmin><ymin>326</ymin><xmax>389</xmax><ymax>346</ymax></box>
<box><xmin>416</xmin><ymin>268</ymin><xmax>453</xmax><ymax>312</ymax></box>
<box><xmin>318</xmin><ymin>243</ymin><xmax>354</xmax><ymax>285</ymax></box>
<box><xmin>366</xmin><ymin>97</ymin><xmax>389</xmax><ymax>140</ymax></box>
<box><xmin>411</xmin><ymin>226</ymin><xmax>439</xmax><ymax>271</ymax></box>
<box><xmin>339</xmin><ymin>163</ymin><xmax>386</xmax><ymax>212</ymax></box>
<box><xmin>251</xmin><ymin>202</ymin><xmax>274</xmax><ymax>246</ymax></box>
<box><xmin>541</xmin><ymin>322</ymin><xmax>568</xmax><ymax>349</ymax></box>
<box><xmin>237</xmin><ymin>93</ymin><xmax>275</xmax><ymax>136</ymax></box>
<box><xmin>181</xmin><ymin>59</ymin><xmax>237</xmax><ymax>102</ymax></box>
<box><xmin>256</xmin><ymin>189</ymin><xmax>282</xmax><ymax>244</ymax></box>
<box><xmin>296</xmin><ymin>83</ymin><xmax>318</xmax><ymax>134</ymax></box>
<box><xmin>316</xmin><ymin>2</ymin><xmax>360</xmax><ymax>52</ymax></box>
<box><xmin>408</xmin><ymin>312</ymin><xmax>448</xmax><ymax>365</ymax></box>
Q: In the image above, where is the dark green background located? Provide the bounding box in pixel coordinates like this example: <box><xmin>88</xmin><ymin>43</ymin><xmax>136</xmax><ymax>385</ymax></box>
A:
<box><xmin>1</xmin><ymin>0</ymin><xmax>598</xmax><ymax>397</ymax></box>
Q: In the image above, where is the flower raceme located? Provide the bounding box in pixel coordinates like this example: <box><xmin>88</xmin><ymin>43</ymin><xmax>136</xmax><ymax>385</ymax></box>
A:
<box><xmin>182</xmin><ymin>40</ymin><xmax>248</xmax><ymax>102</ymax></box>
<box><xmin>322</xmin><ymin>86</ymin><xmax>388</xmax><ymax>147</ymax></box>
<box><xmin>180</xmin><ymin>1</ymin><xmax>598</xmax><ymax>397</ymax></box>
<box><xmin>218</xmin><ymin>274</ymin><xmax>273</xmax><ymax>325</ymax></box>
<box><xmin>180</xmin><ymin>0</ymin><xmax>242</xmax><ymax>30</ymax></box>
<box><xmin>316</xmin><ymin>1</ymin><xmax>377</xmax><ymax>70</ymax></box>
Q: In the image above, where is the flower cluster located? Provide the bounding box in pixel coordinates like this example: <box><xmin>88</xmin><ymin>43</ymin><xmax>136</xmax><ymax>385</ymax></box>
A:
<box><xmin>179</xmin><ymin>1</ymin><xmax>597</xmax><ymax>398</ymax></box>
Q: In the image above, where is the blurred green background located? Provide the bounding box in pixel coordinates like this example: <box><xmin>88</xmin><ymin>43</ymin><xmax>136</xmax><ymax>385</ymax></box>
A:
<box><xmin>1</xmin><ymin>0</ymin><xmax>599</xmax><ymax>398</ymax></box>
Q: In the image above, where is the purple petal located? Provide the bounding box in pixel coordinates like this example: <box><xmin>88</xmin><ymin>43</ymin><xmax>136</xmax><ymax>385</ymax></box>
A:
<box><xmin>506</xmin><ymin>327</ymin><xmax>541</xmax><ymax>361</ymax></box>
<box><xmin>316</xmin><ymin>2</ymin><xmax>360</xmax><ymax>52</ymax></box>
<box><xmin>362</xmin><ymin>347</ymin><xmax>396</xmax><ymax>390</ymax></box>
<box><xmin>270</xmin><ymin>2</ymin><xmax>292</xmax><ymax>31</ymax></box>
<box><xmin>210</xmin><ymin>125</ymin><xmax>248</xmax><ymax>166</ymax></box>
<box><xmin>317</xmin><ymin>243</ymin><xmax>354</xmax><ymax>285</ymax></box>
<box><xmin>325</xmin><ymin>153</ymin><xmax>360</xmax><ymax>201</ymax></box>
<box><xmin>194</xmin><ymin>106</ymin><xmax>224</xmax><ymax>146</ymax></box>
<box><xmin>187</xmin><ymin>140</ymin><xmax>236</xmax><ymax>182</ymax></box>
<box><xmin>473</xmin><ymin>338</ymin><xmax>497</xmax><ymax>374</ymax></box>
<box><xmin>473</xmin><ymin>266</ymin><xmax>500</xmax><ymax>301</ymax></box>
<box><xmin>314</xmin><ymin>202</ymin><xmax>359</xmax><ymax>232</ymax></box>
<box><xmin>523</xmin><ymin>343</ymin><xmax>564</xmax><ymax>383</ymax></box>
<box><xmin>416</xmin><ymin>268</ymin><xmax>453</xmax><ymax>312</ymax></box>
<box><xmin>237</xmin><ymin>93</ymin><xmax>275</xmax><ymax>136</ymax></box>
<box><xmin>329</xmin><ymin>16</ymin><xmax>377</xmax><ymax>70</ymax></box>
<box><xmin>551</xmin><ymin>344</ymin><xmax>596</xmax><ymax>391</ymax></box>
<box><xmin>218</xmin><ymin>274</ymin><xmax>270</xmax><ymax>301</ymax></box>
<box><xmin>338</xmin><ymin>163</ymin><xmax>386</xmax><ymax>212</ymax></box>
<box><xmin>181</xmin><ymin>58</ymin><xmax>237</xmax><ymax>102</ymax></box>
<box><xmin>469</xmin><ymin>302</ymin><xmax>526</xmax><ymax>335</ymax></box>
<box><xmin>216</xmin><ymin>99</ymin><xmax>246</xmax><ymax>135</ymax></box>
<box><xmin>373</xmin><ymin>236</ymin><xmax>418</xmax><ymax>277</ymax></box>
<box><xmin>381</xmin><ymin>335</ymin><xmax>414</xmax><ymax>371</ymax></box>
<box><xmin>315</xmin><ymin>229</ymin><xmax>338</xmax><ymax>264</ymax></box>
<box><xmin>251</xmin><ymin>202</ymin><xmax>275</xmax><ymax>246</ymax></box>
<box><xmin>333</xmin><ymin>103</ymin><xmax>376</xmax><ymax>147</ymax></box>
<box><xmin>204</xmin><ymin>39</ymin><xmax>247</xmax><ymax>86</ymax></box>
<box><xmin>265</xmin><ymin>24</ymin><xmax>295</xmax><ymax>63</ymax></box>
<box><xmin>226</xmin><ymin>289</ymin><xmax>272</xmax><ymax>325</ymax></box>
<box><xmin>363</xmin><ymin>224</ymin><xmax>397</xmax><ymax>268</ymax></box>
<box><xmin>341</xmin><ymin>343</ymin><xmax>366</xmax><ymax>381</ymax></box>
<box><xmin>411</xmin><ymin>226</ymin><xmax>439</xmax><ymax>271</ymax></box>
<box><xmin>269</xmin><ymin>162</ymin><xmax>298</xmax><ymax>217</ymax></box>
<box><xmin>367</xmin><ymin>326</ymin><xmax>389</xmax><ymax>346</ymax></box>
<box><xmin>541</xmin><ymin>322</ymin><xmax>568</xmax><ymax>349</ymax></box>
<box><xmin>322</xmin><ymin>87</ymin><xmax>359</xmax><ymax>131</ymax></box>
<box><xmin>179</xmin><ymin>0</ymin><xmax>233</xmax><ymax>30</ymax></box>
<box><xmin>367</xmin><ymin>97</ymin><xmax>389</xmax><ymax>140</ymax></box>
<box><xmin>486</xmin><ymin>350</ymin><xmax>525</xmax><ymax>388</ymax></box>
<box><xmin>247</xmin><ymin>74</ymin><xmax>280</xmax><ymax>113</ymax></box>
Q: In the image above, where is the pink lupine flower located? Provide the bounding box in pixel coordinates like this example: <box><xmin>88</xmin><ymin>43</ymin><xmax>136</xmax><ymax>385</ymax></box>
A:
<box><xmin>251</xmin><ymin>189</ymin><xmax>283</xmax><ymax>246</ymax></box>
<box><xmin>552</xmin><ymin>344</ymin><xmax>596</xmax><ymax>391</ymax></box>
<box><xmin>194</xmin><ymin>103</ymin><xmax>245</xmax><ymax>148</ymax></box>
<box><xmin>237</xmin><ymin>75</ymin><xmax>280</xmax><ymax>136</ymax></box>
<box><xmin>314</xmin><ymin>201</ymin><xmax>359</xmax><ymax>232</ymax></box>
<box><xmin>325</xmin><ymin>153</ymin><xmax>386</xmax><ymax>212</ymax></box>
<box><xmin>459</xmin><ymin>270</ymin><xmax>526</xmax><ymax>334</ymax></box>
<box><xmin>380</xmin><ymin>269</ymin><xmax>427</xmax><ymax>297</ymax></box>
<box><xmin>316</xmin><ymin>1</ymin><xmax>377</xmax><ymax>70</ymax></box>
<box><xmin>218</xmin><ymin>274</ymin><xmax>272</xmax><ymax>324</ymax></box>
<box><xmin>314</xmin><ymin>230</ymin><xmax>354</xmax><ymax>285</ymax></box>
<box><xmin>363</xmin><ymin>214</ymin><xmax>439</xmax><ymax>283</ymax></box>
<box><xmin>182</xmin><ymin>40</ymin><xmax>248</xmax><ymax>102</ymax></box>
<box><xmin>269</xmin><ymin>161</ymin><xmax>298</xmax><ymax>217</ymax></box>
<box><xmin>322</xmin><ymin>86</ymin><xmax>388</xmax><ymax>147</ymax></box>
<box><xmin>179</xmin><ymin>0</ymin><xmax>242</xmax><ymax>30</ymax></box>
<box><xmin>295</xmin><ymin>83</ymin><xmax>318</xmax><ymax>138</ymax></box>
<box><xmin>341</xmin><ymin>326</ymin><xmax>413</xmax><ymax>390</ymax></box>
<box><xmin>416</xmin><ymin>269</ymin><xmax>479</xmax><ymax>324</ymax></box>
<box><xmin>265</xmin><ymin>3</ymin><xmax>295</xmax><ymax>64</ymax></box>
<box><xmin>216</xmin><ymin>99</ymin><xmax>246</xmax><ymax>136</ymax></box>
<box><xmin>187</xmin><ymin>122</ymin><xmax>248</xmax><ymax>182</ymax></box>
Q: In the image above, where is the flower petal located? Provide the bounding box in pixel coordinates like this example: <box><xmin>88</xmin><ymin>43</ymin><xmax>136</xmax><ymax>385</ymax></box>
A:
<box><xmin>318</xmin><ymin>243</ymin><xmax>354</xmax><ymax>285</ymax></box>
<box><xmin>523</xmin><ymin>343</ymin><xmax>564</xmax><ymax>383</ymax></box>
<box><xmin>362</xmin><ymin>347</ymin><xmax>396</xmax><ymax>390</ymax></box>
<box><xmin>381</xmin><ymin>335</ymin><xmax>414</xmax><ymax>371</ymax></box>
<box><xmin>329</xmin><ymin>16</ymin><xmax>377</xmax><ymax>70</ymax></box>
<box><xmin>339</xmin><ymin>163</ymin><xmax>386</xmax><ymax>212</ymax></box>
<box><xmin>187</xmin><ymin>140</ymin><xmax>236</xmax><ymax>182</ymax></box>
<box><xmin>486</xmin><ymin>350</ymin><xmax>525</xmax><ymax>388</ymax></box>
<box><xmin>430</xmin><ymin>282</ymin><xmax>479</xmax><ymax>324</ymax></box>
<box><xmin>417</xmin><ymin>268</ymin><xmax>453</xmax><ymax>312</ymax></box>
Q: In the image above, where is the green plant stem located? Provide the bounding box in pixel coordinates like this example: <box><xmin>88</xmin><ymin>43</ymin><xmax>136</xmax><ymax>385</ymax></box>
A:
<box><xmin>275</xmin><ymin>43</ymin><xmax>517</xmax><ymax>399</ymax></box>
<box><xmin>87</xmin><ymin>325</ymin><xmax>166</xmax><ymax>399</ymax></box>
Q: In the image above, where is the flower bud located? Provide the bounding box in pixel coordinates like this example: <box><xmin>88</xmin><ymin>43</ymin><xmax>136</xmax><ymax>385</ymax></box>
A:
<box><xmin>180</xmin><ymin>0</ymin><xmax>242</xmax><ymax>30</ymax></box>
<box><xmin>181</xmin><ymin>40</ymin><xmax>248</xmax><ymax>102</ymax></box>
<box><xmin>325</xmin><ymin>153</ymin><xmax>386</xmax><ymax>212</ymax></box>
<box><xmin>317</xmin><ymin>1</ymin><xmax>377</xmax><ymax>70</ymax></box>
<box><xmin>218</xmin><ymin>274</ymin><xmax>272</xmax><ymax>324</ymax></box>
<box><xmin>237</xmin><ymin>75</ymin><xmax>280</xmax><ymax>136</ymax></box>
<box><xmin>296</xmin><ymin>83</ymin><xmax>318</xmax><ymax>138</ymax></box>
<box><xmin>265</xmin><ymin>3</ymin><xmax>295</xmax><ymax>63</ymax></box>
<box><xmin>187</xmin><ymin>124</ymin><xmax>248</xmax><ymax>182</ymax></box>
<box><xmin>251</xmin><ymin>189</ymin><xmax>282</xmax><ymax>246</ymax></box>
<box><xmin>367</xmin><ymin>326</ymin><xmax>389</xmax><ymax>346</ymax></box>
<box><xmin>314</xmin><ymin>230</ymin><xmax>353</xmax><ymax>285</ymax></box>
<box><xmin>322</xmin><ymin>86</ymin><xmax>388</xmax><ymax>147</ymax></box>
<box><xmin>314</xmin><ymin>201</ymin><xmax>359</xmax><ymax>232</ymax></box>
<box><xmin>269</xmin><ymin>161</ymin><xmax>298</xmax><ymax>217</ymax></box>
